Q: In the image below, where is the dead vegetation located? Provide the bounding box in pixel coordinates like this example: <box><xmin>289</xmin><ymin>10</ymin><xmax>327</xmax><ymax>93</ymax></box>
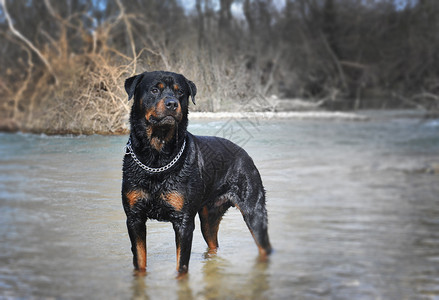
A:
<box><xmin>0</xmin><ymin>0</ymin><xmax>137</xmax><ymax>134</ymax></box>
<box><xmin>0</xmin><ymin>0</ymin><xmax>438</xmax><ymax>134</ymax></box>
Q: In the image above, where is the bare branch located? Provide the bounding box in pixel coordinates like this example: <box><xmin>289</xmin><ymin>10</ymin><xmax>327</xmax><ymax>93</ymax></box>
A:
<box><xmin>0</xmin><ymin>0</ymin><xmax>58</xmax><ymax>85</ymax></box>
<box><xmin>319</xmin><ymin>30</ymin><xmax>347</xmax><ymax>91</ymax></box>
<box><xmin>115</xmin><ymin>0</ymin><xmax>137</xmax><ymax>74</ymax></box>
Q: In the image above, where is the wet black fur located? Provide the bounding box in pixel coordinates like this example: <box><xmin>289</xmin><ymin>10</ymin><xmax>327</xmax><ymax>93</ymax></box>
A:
<box><xmin>122</xmin><ymin>71</ymin><xmax>272</xmax><ymax>275</ymax></box>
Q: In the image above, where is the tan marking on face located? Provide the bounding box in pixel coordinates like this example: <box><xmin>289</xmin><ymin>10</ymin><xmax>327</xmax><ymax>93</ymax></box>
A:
<box><xmin>145</xmin><ymin>98</ymin><xmax>166</xmax><ymax>122</ymax></box>
<box><xmin>156</xmin><ymin>99</ymin><xmax>167</xmax><ymax>114</ymax></box>
<box><xmin>175</xmin><ymin>105</ymin><xmax>182</xmax><ymax>121</ymax></box>
<box><xmin>145</xmin><ymin>107</ymin><xmax>158</xmax><ymax>122</ymax></box>
<box><xmin>145</xmin><ymin>99</ymin><xmax>167</xmax><ymax>122</ymax></box>
<box><xmin>173</xmin><ymin>84</ymin><xmax>179</xmax><ymax>91</ymax></box>
<box><xmin>161</xmin><ymin>191</ymin><xmax>184</xmax><ymax>211</ymax></box>
<box><xmin>126</xmin><ymin>190</ymin><xmax>148</xmax><ymax>207</ymax></box>
<box><xmin>158</xmin><ymin>82</ymin><xmax>164</xmax><ymax>89</ymax></box>
<box><xmin>145</xmin><ymin>97</ymin><xmax>180</xmax><ymax>151</ymax></box>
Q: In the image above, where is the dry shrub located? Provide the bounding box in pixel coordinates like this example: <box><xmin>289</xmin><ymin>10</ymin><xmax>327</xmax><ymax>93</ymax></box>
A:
<box><xmin>28</xmin><ymin>53</ymin><xmax>132</xmax><ymax>135</ymax></box>
<box><xmin>0</xmin><ymin>1</ymin><xmax>278</xmax><ymax>135</ymax></box>
<box><xmin>172</xmin><ymin>45</ymin><xmax>273</xmax><ymax>113</ymax></box>
<box><xmin>0</xmin><ymin>0</ymin><xmax>137</xmax><ymax>135</ymax></box>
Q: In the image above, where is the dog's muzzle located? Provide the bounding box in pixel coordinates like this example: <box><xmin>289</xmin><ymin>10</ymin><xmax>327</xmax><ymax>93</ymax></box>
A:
<box><xmin>147</xmin><ymin>97</ymin><xmax>182</xmax><ymax>125</ymax></box>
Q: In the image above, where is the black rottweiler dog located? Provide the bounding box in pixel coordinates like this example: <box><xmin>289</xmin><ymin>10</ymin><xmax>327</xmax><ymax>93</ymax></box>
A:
<box><xmin>122</xmin><ymin>71</ymin><xmax>272</xmax><ymax>277</ymax></box>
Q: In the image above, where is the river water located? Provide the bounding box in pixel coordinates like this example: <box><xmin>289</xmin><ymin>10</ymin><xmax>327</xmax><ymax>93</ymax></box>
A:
<box><xmin>1</xmin><ymin>111</ymin><xmax>438</xmax><ymax>299</ymax></box>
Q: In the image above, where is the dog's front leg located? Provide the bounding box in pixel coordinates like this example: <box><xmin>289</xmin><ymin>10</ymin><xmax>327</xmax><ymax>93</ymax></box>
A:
<box><xmin>123</xmin><ymin>188</ymin><xmax>148</xmax><ymax>273</ymax></box>
<box><xmin>173</xmin><ymin>217</ymin><xmax>195</xmax><ymax>278</ymax></box>
<box><xmin>126</xmin><ymin>215</ymin><xmax>147</xmax><ymax>272</ymax></box>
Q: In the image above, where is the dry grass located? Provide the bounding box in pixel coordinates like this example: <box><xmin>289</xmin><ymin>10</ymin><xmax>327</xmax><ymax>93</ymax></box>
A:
<box><xmin>31</xmin><ymin>54</ymin><xmax>132</xmax><ymax>135</ymax></box>
<box><xmin>0</xmin><ymin>0</ymin><xmax>137</xmax><ymax>135</ymax></box>
<box><xmin>1</xmin><ymin>51</ymin><xmax>133</xmax><ymax>135</ymax></box>
<box><xmin>0</xmin><ymin>1</ymin><xmax>276</xmax><ymax>135</ymax></box>
<box><xmin>0</xmin><ymin>40</ymin><xmax>274</xmax><ymax>135</ymax></box>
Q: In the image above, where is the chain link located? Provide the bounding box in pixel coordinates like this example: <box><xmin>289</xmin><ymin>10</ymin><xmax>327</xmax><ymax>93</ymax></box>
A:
<box><xmin>125</xmin><ymin>138</ymin><xmax>186</xmax><ymax>173</ymax></box>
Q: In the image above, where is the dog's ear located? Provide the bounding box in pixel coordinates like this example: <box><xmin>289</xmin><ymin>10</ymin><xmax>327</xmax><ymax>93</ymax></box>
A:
<box><xmin>125</xmin><ymin>74</ymin><xmax>144</xmax><ymax>101</ymax></box>
<box><xmin>186</xmin><ymin>79</ymin><xmax>197</xmax><ymax>105</ymax></box>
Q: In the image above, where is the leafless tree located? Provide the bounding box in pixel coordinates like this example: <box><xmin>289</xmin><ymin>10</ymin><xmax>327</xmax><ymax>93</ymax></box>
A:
<box><xmin>0</xmin><ymin>0</ymin><xmax>438</xmax><ymax>133</ymax></box>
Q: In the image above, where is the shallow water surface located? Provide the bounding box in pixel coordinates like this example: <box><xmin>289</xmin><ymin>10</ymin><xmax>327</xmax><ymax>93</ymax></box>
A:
<box><xmin>1</xmin><ymin>112</ymin><xmax>439</xmax><ymax>299</ymax></box>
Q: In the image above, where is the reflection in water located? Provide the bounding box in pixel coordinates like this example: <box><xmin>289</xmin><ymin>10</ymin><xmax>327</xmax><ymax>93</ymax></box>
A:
<box><xmin>0</xmin><ymin>113</ymin><xmax>439</xmax><ymax>299</ymax></box>
<box><xmin>129</xmin><ymin>249</ymin><xmax>270</xmax><ymax>300</ymax></box>
<box><xmin>177</xmin><ymin>278</ymin><xmax>193</xmax><ymax>300</ymax></box>
<box><xmin>200</xmin><ymin>254</ymin><xmax>230</xmax><ymax>299</ymax></box>
<box><xmin>131</xmin><ymin>275</ymin><xmax>149</xmax><ymax>300</ymax></box>
<box><xmin>196</xmin><ymin>251</ymin><xmax>269</xmax><ymax>300</ymax></box>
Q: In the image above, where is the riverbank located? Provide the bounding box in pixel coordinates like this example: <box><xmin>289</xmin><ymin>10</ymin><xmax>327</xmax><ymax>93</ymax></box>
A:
<box><xmin>2</xmin><ymin>108</ymin><xmax>436</xmax><ymax>136</ymax></box>
<box><xmin>0</xmin><ymin>110</ymin><xmax>370</xmax><ymax>135</ymax></box>
<box><xmin>190</xmin><ymin>111</ymin><xmax>369</xmax><ymax>120</ymax></box>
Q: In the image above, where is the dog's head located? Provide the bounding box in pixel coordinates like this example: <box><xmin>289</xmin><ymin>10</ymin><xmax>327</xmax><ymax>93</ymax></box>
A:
<box><xmin>125</xmin><ymin>71</ymin><xmax>196</xmax><ymax>152</ymax></box>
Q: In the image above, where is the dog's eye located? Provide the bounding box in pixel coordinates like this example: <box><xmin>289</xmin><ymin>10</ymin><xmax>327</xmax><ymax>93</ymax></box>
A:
<box><xmin>151</xmin><ymin>88</ymin><xmax>160</xmax><ymax>94</ymax></box>
<box><xmin>177</xmin><ymin>90</ymin><xmax>184</xmax><ymax>97</ymax></box>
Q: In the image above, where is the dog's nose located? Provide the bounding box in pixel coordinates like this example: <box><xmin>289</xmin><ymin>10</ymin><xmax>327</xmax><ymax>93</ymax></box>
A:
<box><xmin>164</xmin><ymin>98</ymin><xmax>178</xmax><ymax>110</ymax></box>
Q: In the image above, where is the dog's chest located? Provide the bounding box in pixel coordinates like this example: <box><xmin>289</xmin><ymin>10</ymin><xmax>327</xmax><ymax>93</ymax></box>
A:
<box><xmin>147</xmin><ymin>190</ymin><xmax>185</xmax><ymax>220</ymax></box>
<box><xmin>131</xmin><ymin>176</ymin><xmax>187</xmax><ymax>221</ymax></box>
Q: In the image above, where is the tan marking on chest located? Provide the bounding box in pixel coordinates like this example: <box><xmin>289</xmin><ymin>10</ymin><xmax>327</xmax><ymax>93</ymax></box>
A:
<box><xmin>161</xmin><ymin>191</ymin><xmax>184</xmax><ymax>211</ymax></box>
<box><xmin>126</xmin><ymin>190</ymin><xmax>148</xmax><ymax>207</ymax></box>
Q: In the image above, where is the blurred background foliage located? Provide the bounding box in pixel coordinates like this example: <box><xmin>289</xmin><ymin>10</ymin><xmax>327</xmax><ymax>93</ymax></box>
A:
<box><xmin>0</xmin><ymin>0</ymin><xmax>438</xmax><ymax>134</ymax></box>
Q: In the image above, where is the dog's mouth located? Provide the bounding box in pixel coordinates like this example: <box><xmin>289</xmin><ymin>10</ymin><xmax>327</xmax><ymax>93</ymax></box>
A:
<box><xmin>148</xmin><ymin>115</ymin><xmax>178</xmax><ymax>128</ymax></box>
<box><xmin>158</xmin><ymin>115</ymin><xmax>177</xmax><ymax>125</ymax></box>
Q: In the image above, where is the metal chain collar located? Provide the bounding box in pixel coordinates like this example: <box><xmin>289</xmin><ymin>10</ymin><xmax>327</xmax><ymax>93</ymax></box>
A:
<box><xmin>124</xmin><ymin>138</ymin><xmax>186</xmax><ymax>173</ymax></box>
